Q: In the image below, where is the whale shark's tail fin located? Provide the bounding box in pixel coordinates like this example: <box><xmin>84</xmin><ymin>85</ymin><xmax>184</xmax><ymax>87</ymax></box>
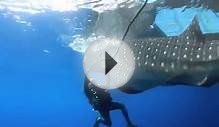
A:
<box><xmin>180</xmin><ymin>16</ymin><xmax>206</xmax><ymax>43</ymax></box>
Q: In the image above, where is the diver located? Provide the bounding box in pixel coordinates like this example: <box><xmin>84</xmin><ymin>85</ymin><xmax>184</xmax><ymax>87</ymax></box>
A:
<box><xmin>84</xmin><ymin>77</ymin><xmax>137</xmax><ymax>127</ymax></box>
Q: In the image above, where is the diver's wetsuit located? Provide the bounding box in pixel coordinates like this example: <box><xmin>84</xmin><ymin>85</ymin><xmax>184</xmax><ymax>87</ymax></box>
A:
<box><xmin>84</xmin><ymin>78</ymin><xmax>136</xmax><ymax>127</ymax></box>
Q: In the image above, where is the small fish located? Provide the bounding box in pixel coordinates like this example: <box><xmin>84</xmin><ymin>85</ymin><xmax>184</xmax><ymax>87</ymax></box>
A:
<box><xmin>120</xmin><ymin>16</ymin><xmax>219</xmax><ymax>94</ymax></box>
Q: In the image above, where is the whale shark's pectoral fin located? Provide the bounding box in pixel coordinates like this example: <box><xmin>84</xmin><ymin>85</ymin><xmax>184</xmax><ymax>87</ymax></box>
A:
<box><xmin>180</xmin><ymin>16</ymin><xmax>206</xmax><ymax>43</ymax></box>
<box><xmin>166</xmin><ymin>71</ymin><xmax>208</xmax><ymax>86</ymax></box>
<box><xmin>119</xmin><ymin>78</ymin><xmax>157</xmax><ymax>94</ymax></box>
<box><xmin>119</xmin><ymin>85</ymin><xmax>144</xmax><ymax>94</ymax></box>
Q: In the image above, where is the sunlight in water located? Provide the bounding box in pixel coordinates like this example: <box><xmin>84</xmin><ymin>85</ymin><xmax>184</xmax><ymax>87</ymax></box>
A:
<box><xmin>0</xmin><ymin>0</ymin><xmax>85</xmax><ymax>14</ymax></box>
<box><xmin>0</xmin><ymin>0</ymin><xmax>156</xmax><ymax>14</ymax></box>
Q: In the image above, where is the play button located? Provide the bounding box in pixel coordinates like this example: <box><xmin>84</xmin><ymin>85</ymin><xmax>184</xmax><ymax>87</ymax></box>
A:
<box><xmin>83</xmin><ymin>38</ymin><xmax>135</xmax><ymax>90</ymax></box>
<box><xmin>105</xmin><ymin>52</ymin><xmax>117</xmax><ymax>75</ymax></box>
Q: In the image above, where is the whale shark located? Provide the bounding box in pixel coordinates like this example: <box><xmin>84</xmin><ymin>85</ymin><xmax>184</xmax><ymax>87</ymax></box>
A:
<box><xmin>120</xmin><ymin>16</ymin><xmax>219</xmax><ymax>93</ymax></box>
<box><xmin>92</xmin><ymin>2</ymin><xmax>166</xmax><ymax>39</ymax></box>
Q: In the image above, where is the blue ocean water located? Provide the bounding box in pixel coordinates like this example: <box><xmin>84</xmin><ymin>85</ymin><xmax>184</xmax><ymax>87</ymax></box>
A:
<box><xmin>0</xmin><ymin>6</ymin><xmax>219</xmax><ymax>127</ymax></box>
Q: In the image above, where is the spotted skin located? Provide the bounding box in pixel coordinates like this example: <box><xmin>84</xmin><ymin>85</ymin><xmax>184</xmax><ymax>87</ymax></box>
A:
<box><xmin>122</xmin><ymin>16</ymin><xmax>219</xmax><ymax>92</ymax></box>
<box><xmin>131</xmin><ymin>37</ymin><xmax>218</xmax><ymax>70</ymax></box>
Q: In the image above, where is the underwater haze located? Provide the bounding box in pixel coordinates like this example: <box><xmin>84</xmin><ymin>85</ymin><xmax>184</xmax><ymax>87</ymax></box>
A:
<box><xmin>0</xmin><ymin>0</ymin><xmax>219</xmax><ymax>127</ymax></box>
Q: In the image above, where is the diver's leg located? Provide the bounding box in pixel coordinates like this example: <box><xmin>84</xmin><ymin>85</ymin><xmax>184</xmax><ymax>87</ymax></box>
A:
<box><xmin>110</xmin><ymin>102</ymin><xmax>136</xmax><ymax>126</ymax></box>
<box><xmin>94</xmin><ymin>110</ymin><xmax>112</xmax><ymax>127</ymax></box>
<box><xmin>93</xmin><ymin>116</ymin><xmax>101</xmax><ymax>127</ymax></box>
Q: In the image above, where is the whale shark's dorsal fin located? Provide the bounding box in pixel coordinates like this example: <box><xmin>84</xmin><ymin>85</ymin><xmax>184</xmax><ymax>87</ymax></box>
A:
<box><xmin>180</xmin><ymin>16</ymin><xmax>206</xmax><ymax>42</ymax></box>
